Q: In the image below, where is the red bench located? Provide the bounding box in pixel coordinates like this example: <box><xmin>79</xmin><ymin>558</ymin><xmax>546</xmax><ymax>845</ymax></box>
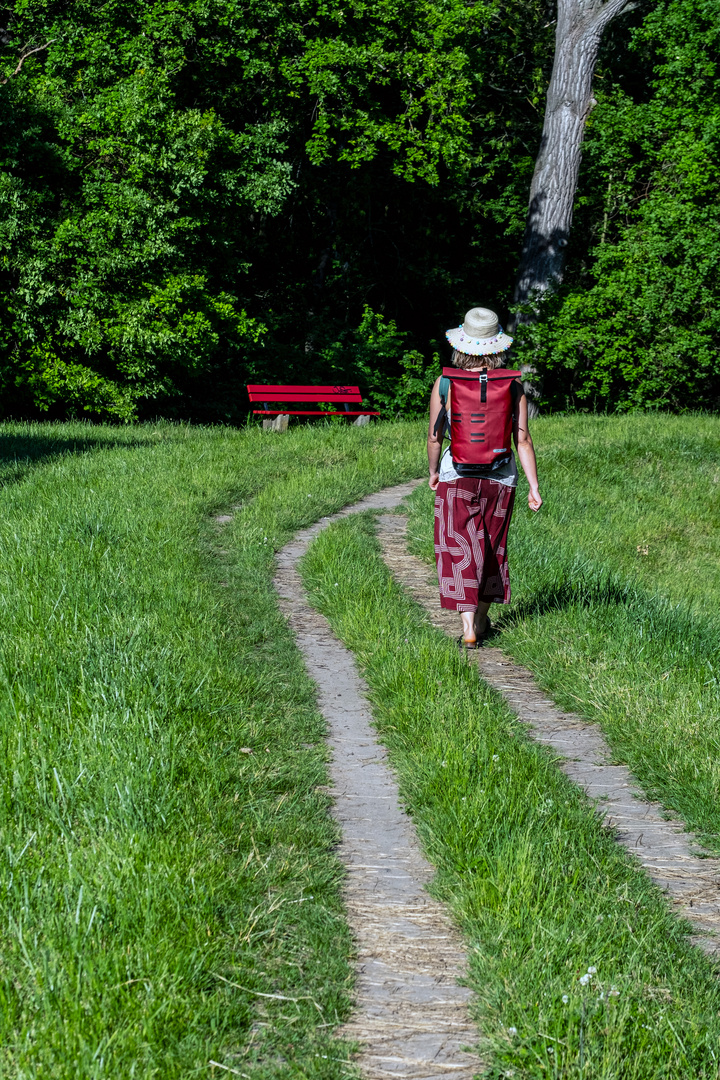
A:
<box><xmin>247</xmin><ymin>384</ymin><xmax>379</xmax><ymax>429</ymax></box>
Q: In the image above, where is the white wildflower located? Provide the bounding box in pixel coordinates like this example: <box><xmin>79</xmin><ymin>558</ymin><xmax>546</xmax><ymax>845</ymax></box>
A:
<box><xmin>579</xmin><ymin>974</ymin><xmax>591</xmax><ymax>986</ymax></box>
<box><xmin>562</xmin><ymin>994</ymin><xmax>569</xmax><ymax>1004</ymax></box>
<box><xmin>507</xmin><ymin>1026</ymin><xmax>517</xmax><ymax>1037</ymax></box>
<box><xmin>493</xmin><ymin>754</ymin><xmax>499</xmax><ymax>762</ymax></box>
<box><xmin>587</xmin><ymin>966</ymin><xmax>597</xmax><ymax>975</ymax></box>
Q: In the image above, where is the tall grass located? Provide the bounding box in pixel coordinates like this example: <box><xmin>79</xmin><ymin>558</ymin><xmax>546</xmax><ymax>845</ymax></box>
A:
<box><xmin>0</xmin><ymin>419</ymin><xmax>424</xmax><ymax>1078</ymax></box>
<box><xmin>301</xmin><ymin>511</ymin><xmax>720</xmax><ymax>1079</ymax></box>
<box><xmin>406</xmin><ymin>412</ymin><xmax>720</xmax><ymax>854</ymax></box>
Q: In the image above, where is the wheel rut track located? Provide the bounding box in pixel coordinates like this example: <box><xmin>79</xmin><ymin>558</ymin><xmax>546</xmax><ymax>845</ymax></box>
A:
<box><xmin>272</xmin><ymin>481</ymin><xmax>720</xmax><ymax>1079</ymax></box>
<box><xmin>274</xmin><ymin>481</ymin><xmax>482</xmax><ymax>1080</ymax></box>
<box><xmin>377</xmin><ymin>512</ymin><xmax>720</xmax><ymax>959</ymax></box>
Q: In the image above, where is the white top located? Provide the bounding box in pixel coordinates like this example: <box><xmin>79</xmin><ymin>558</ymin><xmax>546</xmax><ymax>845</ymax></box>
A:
<box><xmin>439</xmin><ymin>446</ymin><xmax>518</xmax><ymax>487</ymax></box>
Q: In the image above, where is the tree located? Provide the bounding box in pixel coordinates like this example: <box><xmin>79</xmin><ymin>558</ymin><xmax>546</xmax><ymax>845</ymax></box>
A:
<box><xmin>517</xmin><ymin>0</ymin><xmax>720</xmax><ymax>413</ymax></box>
<box><xmin>0</xmin><ymin>6</ymin><xmax>55</xmax><ymax>86</ymax></box>
<box><xmin>0</xmin><ymin>0</ymin><xmax>552</xmax><ymax>421</ymax></box>
<box><xmin>513</xmin><ymin>0</ymin><xmax>636</xmax><ymax>310</ymax></box>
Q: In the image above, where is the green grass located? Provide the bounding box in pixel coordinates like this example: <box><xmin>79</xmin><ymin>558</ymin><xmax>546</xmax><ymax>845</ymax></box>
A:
<box><xmin>5</xmin><ymin>412</ymin><xmax>720</xmax><ymax>1078</ymax></box>
<box><xmin>0</xmin><ymin>419</ymin><xmax>424</xmax><ymax>1078</ymax></box>
<box><xmin>406</xmin><ymin>412</ymin><xmax>720</xmax><ymax>855</ymax></box>
<box><xmin>301</xmin><ymin>511</ymin><xmax>720</xmax><ymax>1079</ymax></box>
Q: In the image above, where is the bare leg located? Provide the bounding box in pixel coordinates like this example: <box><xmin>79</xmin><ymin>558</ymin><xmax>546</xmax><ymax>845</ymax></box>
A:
<box><xmin>460</xmin><ymin>611</ymin><xmax>476</xmax><ymax>643</ymax></box>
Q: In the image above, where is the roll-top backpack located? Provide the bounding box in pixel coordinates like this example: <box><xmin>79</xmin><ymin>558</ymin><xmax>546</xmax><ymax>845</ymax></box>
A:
<box><xmin>435</xmin><ymin>366</ymin><xmax>520</xmax><ymax>474</ymax></box>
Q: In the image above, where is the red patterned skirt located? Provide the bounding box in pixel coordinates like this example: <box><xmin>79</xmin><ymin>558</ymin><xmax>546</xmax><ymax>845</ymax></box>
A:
<box><xmin>434</xmin><ymin>478</ymin><xmax>516</xmax><ymax>611</ymax></box>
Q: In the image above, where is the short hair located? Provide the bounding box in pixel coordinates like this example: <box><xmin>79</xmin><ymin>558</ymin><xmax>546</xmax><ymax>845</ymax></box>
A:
<box><xmin>450</xmin><ymin>349</ymin><xmax>510</xmax><ymax>371</ymax></box>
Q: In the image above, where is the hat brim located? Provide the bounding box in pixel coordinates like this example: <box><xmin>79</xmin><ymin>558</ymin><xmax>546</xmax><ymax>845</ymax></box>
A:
<box><xmin>446</xmin><ymin>327</ymin><xmax>514</xmax><ymax>355</ymax></box>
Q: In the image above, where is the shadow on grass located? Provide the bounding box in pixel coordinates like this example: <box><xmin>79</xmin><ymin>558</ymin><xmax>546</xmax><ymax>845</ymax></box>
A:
<box><xmin>495</xmin><ymin>571</ymin><xmax>720</xmax><ymax>663</ymax></box>
<box><xmin>503</xmin><ymin>577</ymin><xmax>633</xmax><ymax>622</ymax></box>
<box><xmin>0</xmin><ymin>430</ymin><xmax>156</xmax><ymax>488</ymax></box>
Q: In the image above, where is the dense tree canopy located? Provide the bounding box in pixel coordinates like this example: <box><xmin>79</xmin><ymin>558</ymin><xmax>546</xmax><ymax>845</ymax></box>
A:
<box><xmin>0</xmin><ymin>0</ymin><xmax>717</xmax><ymax>419</ymax></box>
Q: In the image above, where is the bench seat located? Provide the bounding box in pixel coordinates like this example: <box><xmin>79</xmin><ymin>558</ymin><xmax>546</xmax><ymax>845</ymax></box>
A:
<box><xmin>247</xmin><ymin>384</ymin><xmax>379</xmax><ymax>419</ymax></box>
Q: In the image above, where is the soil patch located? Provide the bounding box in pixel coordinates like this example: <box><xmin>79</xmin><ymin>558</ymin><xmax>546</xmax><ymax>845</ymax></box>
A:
<box><xmin>274</xmin><ymin>482</ymin><xmax>482</xmax><ymax>1079</ymax></box>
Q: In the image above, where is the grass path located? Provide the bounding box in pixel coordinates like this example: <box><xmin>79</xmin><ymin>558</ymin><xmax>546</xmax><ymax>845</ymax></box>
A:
<box><xmin>275</xmin><ymin>481</ymin><xmax>482</xmax><ymax>1079</ymax></box>
<box><xmin>301</xmin><ymin>506</ymin><xmax>720</xmax><ymax>1079</ymax></box>
<box><xmin>378</xmin><ymin>512</ymin><xmax>720</xmax><ymax>956</ymax></box>
<box><xmin>3</xmin><ymin>414</ymin><xmax>720</xmax><ymax>1077</ymax></box>
<box><xmin>406</xmin><ymin>414</ymin><xmax>720</xmax><ymax>858</ymax></box>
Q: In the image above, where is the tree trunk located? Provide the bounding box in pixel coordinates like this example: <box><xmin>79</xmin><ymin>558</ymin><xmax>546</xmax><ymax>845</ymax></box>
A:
<box><xmin>514</xmin><ymin>0</ymin><xmax>633</xmax><ymax>311</ymax></box>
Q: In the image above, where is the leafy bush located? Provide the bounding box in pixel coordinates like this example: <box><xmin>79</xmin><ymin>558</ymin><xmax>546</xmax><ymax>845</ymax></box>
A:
<box><xmin>319</xmin><ymin>306</ymin><xmax>439</xmax><ymax>416</ymax></box>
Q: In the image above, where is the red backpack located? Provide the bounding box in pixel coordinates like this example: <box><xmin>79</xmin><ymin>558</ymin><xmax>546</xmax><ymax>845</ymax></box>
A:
<box><xmin>436</xmin><ymin>366</ymin><xmax>520</xmax><ymax>473</ymax></box>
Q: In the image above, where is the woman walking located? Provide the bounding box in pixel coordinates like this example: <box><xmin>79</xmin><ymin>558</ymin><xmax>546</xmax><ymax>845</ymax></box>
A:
<box><xmin>428</xmin><ymin>307</ymin><xmax>542</xmax><ymax>649</ymax></box>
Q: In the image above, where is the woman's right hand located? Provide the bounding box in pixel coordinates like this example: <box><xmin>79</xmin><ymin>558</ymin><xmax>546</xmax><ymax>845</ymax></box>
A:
<box><xmin>528</xmin><ymin>487</ymin><xmax>542</xmax><ymax>511</ymax></box>
<box><xmin>429</xmin><ymin>472</ymin><xmax>440</xmax><ymax>491</ymax></box>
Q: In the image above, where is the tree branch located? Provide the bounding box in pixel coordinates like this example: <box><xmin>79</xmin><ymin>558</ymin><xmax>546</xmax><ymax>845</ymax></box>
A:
<box><xmin>585</xmin><ymin>0</ymin><xmax>634</xmax><ymax>32</ymax></box>
<box><xmin>0</xmin><ymin>39</ymin><xmax>54</xmax><ymax>85</ymax></box>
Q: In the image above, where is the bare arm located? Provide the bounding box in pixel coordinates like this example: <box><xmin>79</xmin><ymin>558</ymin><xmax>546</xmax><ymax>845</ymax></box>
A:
<box><xmin>512</xmin><ymin>382</ymin><xmax>542</xmax><ymax>511</ymax></box>
<box><xmin>427</xmin><ymin>376</ymin><xmax>445</xmax><ymax>491</ymax></box>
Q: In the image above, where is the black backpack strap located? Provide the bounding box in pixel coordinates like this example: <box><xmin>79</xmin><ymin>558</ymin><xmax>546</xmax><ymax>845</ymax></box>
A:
<box><xmin>433</xmin><ymin>374</ymin><xmax>451</xmax><ymax>441</ymax></box>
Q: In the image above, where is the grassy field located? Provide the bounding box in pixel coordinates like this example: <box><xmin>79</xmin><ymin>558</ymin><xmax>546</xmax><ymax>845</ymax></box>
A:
<box><xmin>406</xmin><ymin>413</ymin><xmax>720</xmax><ymax>855</ymax></box>
<box><xmin>3</xmin><ymin>413</ymin><xmax>720</xmax><ymax>1078</ymax></box>
<box><xmin>301</xmin><ymin>510</ymin><xmax>720</xmax><ymax>1078</ymax></box>
<box><xmin>0</xmin><ymin>419</ymin><xmax>424</xmax><ymax>1078</ymax></box>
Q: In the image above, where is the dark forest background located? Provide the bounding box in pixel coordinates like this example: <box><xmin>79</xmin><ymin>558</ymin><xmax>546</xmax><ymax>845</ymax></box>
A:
<box><xmin>0</xmin><ymin>0</ymin><xmax>718</xmax><ymax>422</ymax></box>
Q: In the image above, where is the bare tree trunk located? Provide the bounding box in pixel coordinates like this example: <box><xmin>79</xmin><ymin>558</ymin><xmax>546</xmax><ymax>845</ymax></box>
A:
<box><xmin>514</xmin><ymin>0</ymin><xmax>633</xmax><ymax>311</ymax></box>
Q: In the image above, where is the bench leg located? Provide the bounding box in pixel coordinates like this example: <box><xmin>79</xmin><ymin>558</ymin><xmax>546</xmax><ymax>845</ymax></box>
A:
<box><xmin>353</xmin><ymin>414</ymin><xmax>371</xmax><ymax>427</ymax></box>
<box><xmin>263</xmin><ymin>413</ymin><xmax>290</xmax><ymax>432</ymax></box>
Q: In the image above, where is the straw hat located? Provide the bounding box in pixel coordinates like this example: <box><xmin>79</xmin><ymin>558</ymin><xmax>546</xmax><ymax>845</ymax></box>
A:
<box><xmin>445</xmin><ymin>307</ymin><xmax>513</xmax><ymax>355</ymax></box>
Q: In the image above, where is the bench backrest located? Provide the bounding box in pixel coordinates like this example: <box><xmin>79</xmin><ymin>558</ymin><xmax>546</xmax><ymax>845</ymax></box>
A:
<box><xmin>247</xmin><ymin>384</ymin><xmax>364</xmax><ymax>404</ymax></box>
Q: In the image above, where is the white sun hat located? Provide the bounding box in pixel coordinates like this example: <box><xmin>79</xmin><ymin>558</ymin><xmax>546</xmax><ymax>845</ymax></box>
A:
<box><xmin>445</xmin><ymin>307</ymin><xmax>513</xmax><ymax>355</ymax></box>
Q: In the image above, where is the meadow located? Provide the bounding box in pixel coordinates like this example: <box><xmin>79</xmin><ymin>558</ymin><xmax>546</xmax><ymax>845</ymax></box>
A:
<box><xmin>298</xmin><ymin>412</ymin><xmax>720</xmax><ymax>1078</ymax></box>
<box><xmin>0</xmin><ymin>420</ymin><xmax>423</xmax><ymax>1078</ymax></box>
<box><xmin>406</xmin><ymin>413</ymin><xmax>720</xmax><ymax>853</ymax></box>
<box><xmin>1</xmin><ymin>414</ymin><xmax>719</xmax><ymax>1078</ymax></box>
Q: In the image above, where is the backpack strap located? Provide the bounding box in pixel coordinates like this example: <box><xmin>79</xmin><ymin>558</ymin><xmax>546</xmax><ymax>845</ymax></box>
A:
<box><xmin>433</xmin><ymin>374</ymin><xmax>451</xmax><ymax>441</ymax></box>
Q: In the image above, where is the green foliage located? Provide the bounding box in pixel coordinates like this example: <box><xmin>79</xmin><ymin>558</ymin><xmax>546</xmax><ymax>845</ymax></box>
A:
<box><xmin>0</xmin><ymin>0</ymin><xmax>551</xmax><ymax>419</ymax></box>
<box><xmin>520</xmin><ymin>0</ymin><xmax>720</xmax><ymax>411</ymax></box>
<box><xmin>318</xmin><ymin>305</ymin><xmax>439</xmax><ymax>414</ymax></box>
<box><xmin>1</xmin><ymin>0</ymin><xmax>717</xmax><ymax>415</ymax></box>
